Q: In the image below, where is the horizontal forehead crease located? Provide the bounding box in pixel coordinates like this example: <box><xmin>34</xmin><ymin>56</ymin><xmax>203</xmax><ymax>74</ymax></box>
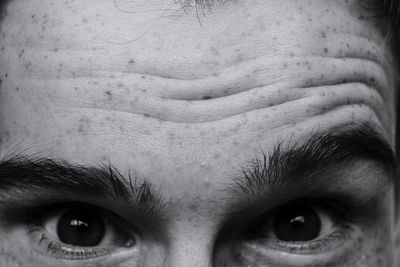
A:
<box><xmin>24</xmin><ymin>53</ymin><xmax>388</xmax><ymax>125</ymax></box>
<box><xmin>1</xmin><ymin>1</ymin><xmax>391</xmax><ymax>120</ymax></box>
<box><xmin>0</xmin><ymin>0</ymin><xmax>395</xmax><ymax>144</ymax></box>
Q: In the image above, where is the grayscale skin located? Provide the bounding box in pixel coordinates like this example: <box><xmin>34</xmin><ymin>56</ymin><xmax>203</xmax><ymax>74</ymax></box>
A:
<box><xmin>0</xmin><ymin>0</ymin><xmax>398</xmax><ymax>266</ymax></box>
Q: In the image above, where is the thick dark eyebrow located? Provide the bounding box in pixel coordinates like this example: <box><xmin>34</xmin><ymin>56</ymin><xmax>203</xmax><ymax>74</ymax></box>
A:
<box><xmin>0</xmin><ymin>155</ymin><xmax>164</xmax><ymax>214</ymax></box>
<box><xmin>230</xmin><ymin>123</ymin><xmax>396</xmax><ymax>199</ymax></box>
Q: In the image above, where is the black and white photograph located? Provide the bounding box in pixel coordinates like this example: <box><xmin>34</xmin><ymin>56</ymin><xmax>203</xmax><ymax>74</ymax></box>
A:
<box><xmin>0</xmin><ymin>0</ymin><xmax>399</xmax><ymax>266</ymax></box>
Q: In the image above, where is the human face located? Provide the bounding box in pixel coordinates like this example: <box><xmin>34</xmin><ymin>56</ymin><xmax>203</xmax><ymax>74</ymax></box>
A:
<box><xmin>0</xmin><ymin>0</ymin><xmax>397</xmax><ymax>266</ymax></box>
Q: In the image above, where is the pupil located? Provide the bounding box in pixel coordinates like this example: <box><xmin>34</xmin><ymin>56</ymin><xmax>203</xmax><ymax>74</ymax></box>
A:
<box><xmin>57</xmin><ymin>208</ymin><xmax>105</xmax><ymax>247</ymax></box>
<box><xmin>273</xmin><ymin>205</ymin><xmax>321</xmax><ymax>241</ymax></box>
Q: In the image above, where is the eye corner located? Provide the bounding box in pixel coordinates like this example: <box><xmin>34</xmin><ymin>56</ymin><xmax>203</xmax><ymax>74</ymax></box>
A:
<box><xmin>241</xmin><ymin>198</ymin><xmax>356</xmax><ymax>254</ymax></box>
<box><xmin>23</xmin><ymin>201</ymin><xmax>138</xmax><ymax>261</ymax></box>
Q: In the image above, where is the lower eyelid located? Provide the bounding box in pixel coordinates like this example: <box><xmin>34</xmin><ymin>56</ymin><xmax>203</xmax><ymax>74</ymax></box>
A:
<box><xmin>28</xmin><ymin>227</ymin><xmax>113</xmax><ymax>260</ymax></box>
<box><xmin>242</xmin><ymin>223</ymin><xmax>355</xmax><ymax>255</ymax></box>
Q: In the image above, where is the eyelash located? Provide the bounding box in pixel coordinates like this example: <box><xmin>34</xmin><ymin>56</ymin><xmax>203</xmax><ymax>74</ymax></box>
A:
<box><xmin>16</xmin><ymin>198</ymin><xmax>356</xmax><ymax>260</ymax></box>
<box><xmin>34</xmin><ymin>232</ymin><xmax>112</xmax><ymax>260</ymax></box>
<box><xmin>25</xmin><ymin>203</ymin><xmax>134</xmax><ymax>261</ymax></box>
<box><xmin>261</xmin><ymin>224</ymin><xmax>353</xmax><ymax>254</ymax></box>
<box><xmin>245</xmin><ymin>199</ymin><xmax>355</xmax><ymax>254</ymax></box>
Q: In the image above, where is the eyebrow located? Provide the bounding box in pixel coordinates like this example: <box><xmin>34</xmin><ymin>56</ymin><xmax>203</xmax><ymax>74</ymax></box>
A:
<box><xmin>230</xmin><ymin>123</ymin><xmax>396</xmax><ymax>199</ymax></box>
<box><xmin>0</xmin><ymin>124</ymin><xmax>394</xmax><ymax>216</ymax></box>
<box><xmin>0</xmin><ymin>156</ymin><xmax>164</xmax><ymax>214</ymax></box>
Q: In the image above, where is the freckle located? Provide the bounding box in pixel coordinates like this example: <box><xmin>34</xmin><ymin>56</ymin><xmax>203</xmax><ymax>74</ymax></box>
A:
<box><xmin>54</xmin><ymin>48</ymin><xmax>58</xmax><ymax>52</ymax></box>
<box><xmin>168</xmin><ymin>133</ymin><xmax>175</xmax><ymax>140</ymax></box>
<box><xmin>324</xmin><ymin>48</ymin><xmax>329</xmax><ymax>53</ymax></box>
<box><xmin>202</xmin><ymin>95</ymin><xmax>212</xmax><ymax>100</ymax></box>
<box><xmin>15</xmin><ymin>87</ymin><xmax>19</xmax><ymax>91</ymax></box>
<box><xmin>105</xmin><ymin>90</ymin><xmax>112</xmax><ymax>96</ymax></box>
<box><xmin>141</xmin><ymin>75</ymin><xmax>146</xmax><ymax>79</ymax></box>
<box><xmin>128</xmin><ymin>58</ymin><xmax>135</xmax><ymax>64</ymax></box>
<box><xmin>4</xmin><ymin>131</ymin><xmax>10</xmax><ymax>141</ymax></box>
<box><xmin>117</xmin><ymin>83</ymin><xmax>124</xmax><ymax>88</ymax></box>
<box><xmin>321</xmin><ymin>32</ymin><xmax>327</xmax><ymax>38</ymax></box>
<box><xmin>188</xmin><ymin>204</ymin><xmax>197</xmax><ymax>211</ymax></box>
<box><xmin>18</xmin><ymin>49</ymin><xmax>25</xmax><ymax>58</ymax></box>
<box><xmin>143</xmin><ymin>113</ymin><xmax>150</xmax><ymax>117</ymax></box>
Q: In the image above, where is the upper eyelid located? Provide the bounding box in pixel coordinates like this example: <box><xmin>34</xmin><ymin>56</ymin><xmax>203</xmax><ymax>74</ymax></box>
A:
<box><xmin>245</xmin><ymin>198</ymin><xmax>349</xmax><ymax>230</ymax></box>
<box><xmin>220</xmin><ymin>171</ymin><xmax>385</xmax><ymax>235</ymax></box>
<box><xmin>28</xmin><ymin>203</ymin><xmax>138</xmax><ymax>258</ymax></box>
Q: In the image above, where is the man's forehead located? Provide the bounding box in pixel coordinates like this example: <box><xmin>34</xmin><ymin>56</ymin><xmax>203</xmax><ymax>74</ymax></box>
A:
<box><xmin>0</xmin><ymin>0</ymin><xmax>396</xmax><ymax>183</ymax></box>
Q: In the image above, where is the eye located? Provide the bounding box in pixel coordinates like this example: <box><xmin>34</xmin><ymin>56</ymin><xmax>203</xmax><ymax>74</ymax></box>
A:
<box><xmin>56</xmin><ymin>207</ymin><xmax>106</xmax><ymax>247</ymax></box>
<box><xmin>30</xmin><ymin>203</ymin><xmax>136</xmax><ymax>260</ymax></box>
<box><xmin>246</xmin><ymin>200</ymin><xmax>351</xmax><ymax>253</ymax></box>
<box><xmin>273</xmin><ymin>204</ymin><xmax>321</xmax><ymax>242</ymax></box>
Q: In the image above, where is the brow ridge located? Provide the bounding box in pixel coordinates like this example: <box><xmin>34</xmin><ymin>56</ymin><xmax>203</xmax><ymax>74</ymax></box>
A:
<box><xmin>229</xmin><ymin>123</ymin><xmax>396</xmax><ymax>199</ymax></box>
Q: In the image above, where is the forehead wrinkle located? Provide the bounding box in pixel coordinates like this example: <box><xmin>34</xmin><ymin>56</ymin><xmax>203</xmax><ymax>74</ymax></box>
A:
<box><xmin>26</xmin><ymin>53</ymin><xmax>388</xmax><ymax>124</ymax></box>
<box><xmin>2</xmin><ymin>0</ymin><xmax>394</xmax><ymax>81</ymax></box>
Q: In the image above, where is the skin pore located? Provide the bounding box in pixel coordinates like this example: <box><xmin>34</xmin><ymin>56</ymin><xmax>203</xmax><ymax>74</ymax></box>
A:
<box><xmin>0</xmin><ymin>0</ymin><xmax>398</xmax><ymax>266</ymax></box>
